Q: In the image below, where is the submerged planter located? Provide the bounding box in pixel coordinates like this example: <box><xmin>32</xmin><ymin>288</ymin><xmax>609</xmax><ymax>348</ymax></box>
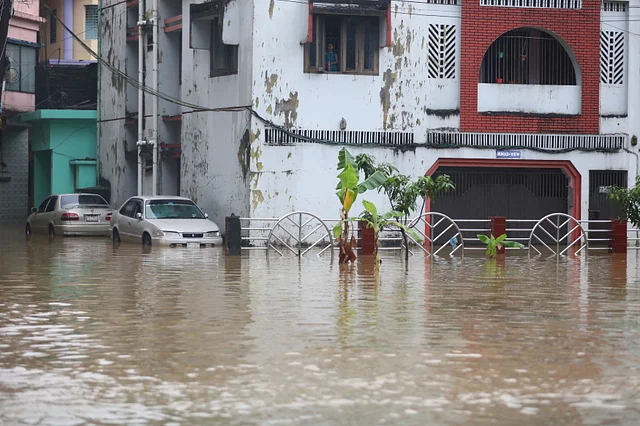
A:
<box><xmin>610</xmin><ymin>219</ymin><xmax>628</xmax><ymax>253</ymax></box>
<box><xmin>359</xmin><ymin>220</ymin><xmax>376</xmax><ymax>255</ymax></box>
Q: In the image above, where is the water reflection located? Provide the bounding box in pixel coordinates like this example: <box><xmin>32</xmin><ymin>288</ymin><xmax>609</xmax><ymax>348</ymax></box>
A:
<box><xmin>1</xmin><ymin>225</ymin><xmax>640</xmax><ymax>425</ymax></box>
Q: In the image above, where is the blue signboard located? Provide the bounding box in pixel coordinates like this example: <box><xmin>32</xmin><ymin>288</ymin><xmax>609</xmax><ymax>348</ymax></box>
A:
<box><xmin>496</xmin><ymin>150</ymin><xmax>521</xmax><ymax>159</ymax></box>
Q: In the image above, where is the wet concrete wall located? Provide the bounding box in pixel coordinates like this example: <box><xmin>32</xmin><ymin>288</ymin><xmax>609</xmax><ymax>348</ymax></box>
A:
<box><xmin>0</xmin><ymin>129</ymin><xmax>29</xmax><ymax>222</ymax></box>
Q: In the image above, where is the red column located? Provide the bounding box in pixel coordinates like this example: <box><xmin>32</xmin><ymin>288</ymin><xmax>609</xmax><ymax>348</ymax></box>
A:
<box><xmin>610</xmin><ymin>219</ymin><xmax>627</xmax><ymax>254</ymax></box>
<box><xmin>490</xmin><ymin>216</ymin><xmax>507</xmax><ymax>254</ymax></box>
<box><xmin>359</xmin><ymin>220</ymin><xmax>376</xmax><ymax>255</ymax></box>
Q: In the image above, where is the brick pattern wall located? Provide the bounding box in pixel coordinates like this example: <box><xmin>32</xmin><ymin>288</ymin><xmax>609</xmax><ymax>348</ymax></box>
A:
<box><xmin>0</xmin><ymin>129</ymin><xmax>29</xmax><ymax>222</ymax></box>
<box><xmin>460</xmin><ymin>0</ymin><xmax>601</xmax><ymax>134</ymax></box>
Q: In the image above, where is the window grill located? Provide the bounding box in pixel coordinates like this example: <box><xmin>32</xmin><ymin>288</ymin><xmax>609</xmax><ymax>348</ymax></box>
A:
<box><xmin>479</xmin><ymin>28</ymin><xmax>576</xmax><ymax>85</ymax></box>
<box><xmin>85</xmin><ymin>5</ymin><xmax>99</xmax><ymax>40</ymax></box>
<box><xmin>602</xmin><ymin>1</ymin><xmax>627</xmax><ymax>11</ymax></box>
<box><xmin>427</xmin><ymin>24</ymin><xmax>457</xmax><ymax>79</ymax></box>
<box><xmin>600</xmin><ymin>31</ymin><xmax>625</xmax><ymax>85</ymax></box>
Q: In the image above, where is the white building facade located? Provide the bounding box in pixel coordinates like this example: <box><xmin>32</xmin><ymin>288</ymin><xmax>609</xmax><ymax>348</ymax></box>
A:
<box><xmin>99</xmin><ymin>0</ymin><xmax>640</xmax><ymax>227</ymax></box>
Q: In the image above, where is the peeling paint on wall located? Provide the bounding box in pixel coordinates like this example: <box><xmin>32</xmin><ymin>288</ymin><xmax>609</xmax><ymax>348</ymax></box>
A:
<box><xmin>274</xmin><ymin>92</ymin><xmax>299</xmax><ymax>128</ymax></box>
<box><xmin>252</xmin><ymin>189</ymin><xmax>264</xmax><ymax>211</ymax></box>
<box><xmin>238</xmin><ymin>129</ymin><xmax>250</xmax><ymax>181</ymax></box>
<box><xmin>265</xmin><ymin>72</ymin><xmax>278</xmax><ymax>94</ymax></box>
<box><xmin>269</xmin><ymin>0</ymin><xmax>275</xmax><ymax>19</ymax></box>
<box><xmin>380</xmin><ymin>69</ymin><xmax>396</xmax><ymax>129</ymax></box>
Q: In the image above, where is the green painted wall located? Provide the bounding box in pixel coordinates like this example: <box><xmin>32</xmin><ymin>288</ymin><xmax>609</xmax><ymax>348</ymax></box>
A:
<box><xmin>23</xmin><ymin>110</ymin><xmax>97</xmax><ymax>207</ymax></box>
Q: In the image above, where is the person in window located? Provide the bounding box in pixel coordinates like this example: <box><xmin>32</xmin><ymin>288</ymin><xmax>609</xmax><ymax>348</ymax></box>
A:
<box><xmin>325</xmin><ymin>43</ymin><xmax>338</xmax><ymax>72</ymax></box>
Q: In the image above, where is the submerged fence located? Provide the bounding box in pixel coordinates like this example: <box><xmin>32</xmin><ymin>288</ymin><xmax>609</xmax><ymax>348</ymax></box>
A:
<box><xmin>227</xmin><ymin>211</ymin><xmax>639</xmax><ymax>258</ymax></box>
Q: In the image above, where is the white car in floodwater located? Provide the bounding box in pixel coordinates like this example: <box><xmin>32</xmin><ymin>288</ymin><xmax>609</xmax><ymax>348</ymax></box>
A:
<box><xmin>25</xmin><ymin>193</ymin><xmax>113</xmax><ymax>237</ymax></box>
<box><xmin>109</xmin><ymin>195</ymin><xmax>223</xmax><ymax>247</ymax></box>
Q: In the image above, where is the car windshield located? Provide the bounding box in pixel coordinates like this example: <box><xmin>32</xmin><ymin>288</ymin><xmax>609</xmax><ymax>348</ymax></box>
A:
<box><xmin>60</xmin><ymin>195</ymin><xmax>109</xmax><ymax>209</ymax></box>
<box><xmin>145</xmin><ymin>200</ymin><xmax>205</xmax><ymax>219</ymax></box>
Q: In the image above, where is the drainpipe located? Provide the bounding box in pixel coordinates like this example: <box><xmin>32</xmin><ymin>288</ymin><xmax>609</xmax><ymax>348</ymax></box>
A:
<box><xmin>137</xmin><ymin>0</ymin><xmax>146</xmax><ymax>195</ymax></box>
<box><xmin>151</xmin><ymin>0</ymin><xmax>159</xmax><ymax>196</ymax></box>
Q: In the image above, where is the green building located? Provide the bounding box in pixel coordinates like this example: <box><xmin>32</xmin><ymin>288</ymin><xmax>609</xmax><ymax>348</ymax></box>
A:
<box><xmin>20</xmin><ymin>109</ymin><xmax>97</xmax><ymax>207</ymax></box>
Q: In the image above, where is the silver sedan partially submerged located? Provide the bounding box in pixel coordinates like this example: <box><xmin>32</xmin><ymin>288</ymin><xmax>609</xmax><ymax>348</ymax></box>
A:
<box><xmin>109</xmin><ymin>196</ymin><xmax>223</xmax><ymax>247</ymax></box>
<box><xmin>25</xmin><ymin>193</ymin><xmax>113</xmax><ymax>237</ymax></box>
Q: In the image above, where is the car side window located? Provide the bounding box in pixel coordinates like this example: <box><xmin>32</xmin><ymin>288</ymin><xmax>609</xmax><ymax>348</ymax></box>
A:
<box><xmin>120</xmin><ymin>200</ymin><xmax>137</xmax><ymax>217</ymax></box>
<box><xmin>37</xmin><ymin>198</ymin><xmax>50</xmax><ymax>213</ymax></box>
<box><xmin>45</xmin><ymin>196</ymin><xmax>58</xmax><ymax>213</ymax></box>
<box><xmin>134</xmin><ymin>202</ymin><xmax>143</xmax><ymax>217</ymax></box>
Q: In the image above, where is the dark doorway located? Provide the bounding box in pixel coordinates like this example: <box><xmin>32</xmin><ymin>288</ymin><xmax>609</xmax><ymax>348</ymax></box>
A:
<box><xmin>431</xmin><ymin>167</ymin><xmax>570</xmax><ymax>245</ymax></box>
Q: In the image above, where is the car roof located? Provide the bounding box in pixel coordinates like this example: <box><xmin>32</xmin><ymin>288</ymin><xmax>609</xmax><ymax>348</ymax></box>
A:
<box><xmin>129</xmin><ymin>195</ymin><xmax>194</xmax><ymax>202</ymax></box>
<box><xmin>50</xmin><ymin>193</ymin><xmax>108</xmax><ymax>198</ymax></box>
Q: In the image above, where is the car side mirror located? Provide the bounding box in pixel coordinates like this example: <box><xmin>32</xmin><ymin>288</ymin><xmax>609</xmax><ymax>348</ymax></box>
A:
<box><xmin>204</xmin><ymin>213</ymin><xmax>209</xmax><ymax>219</ymax></box>
<box><xmin>31</xmin><ymin>207</ymin><xmax>37</xmax><ymax>214</ymax></box>
<box><xmin>135</xmin><ymin>212</ymin><xmax>143</xmax><ymax>220</ymax></box>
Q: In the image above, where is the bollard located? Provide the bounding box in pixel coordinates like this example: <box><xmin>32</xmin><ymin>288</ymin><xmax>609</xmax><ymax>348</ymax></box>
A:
<box><xmin>489</xmin><ymin>216</ymin><xmax>507</xmax><ymax>254</ymax></box>
<box><xmin>225</xmin><ymin>214</ymin><xmax>242</xmax><ymax>256</ymax></box>
<box><xmin>609</xmin><ymin>219</ymin><xmax>627</xmax><ymax>254</ymax></box>
<box><xmin>359</xmin><ymin>220</ymin><xmax>376</xmax><ymax>255</ymax></box>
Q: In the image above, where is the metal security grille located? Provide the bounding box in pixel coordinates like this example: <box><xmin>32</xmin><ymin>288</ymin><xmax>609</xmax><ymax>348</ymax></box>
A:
<box><xmin>432</xmin><ymin>167</ymin><xmax>569</xmax><ymax>244</ymax></box>
<box><xmin>425</xmin><ymin>0</ymin><xmax>459</xmax><ymax>3</ymax></box>
<box><xmin>480</xmin><ymin>0</ymin><xmax>581</xmax><ymax>7</ymax></box>
<box><xmin>602</xmin><ymin>1</ymin><xmax>627</xmax><ymax>11</ymax></box>
<box><xmin>480</xmin><ymin>28</ymin><xmax>576</xmax><ymax>85</ymax></box>
<box><xmin>600</xmin><ymin>31</ymin><xmax>625</xmax><ymax>85</ymax></box>
<box><xmin>428</xmin><ymin>24</ymin><xmax>457</xmax><ymax>79</ymax></box>
<box><xmin>427</xmin><ymin>132</ymin><xmax>625</xmax><ymax>151</ymax></box>
<box><xmin>264</xmin><ymin>129</ymin><xmax>414</xmax><ymax>145</ymax></box>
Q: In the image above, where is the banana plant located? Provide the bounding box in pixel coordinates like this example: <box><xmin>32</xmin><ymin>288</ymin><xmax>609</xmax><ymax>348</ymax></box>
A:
<box><xmin>334</xmin><ymin>148</ymin><xmax>387</xmax><ymax>264</ymax></box>
<box><xmin>477</xmin><ymin>234</ymin><xmax>524</xmax><ymax>258</ymax></box>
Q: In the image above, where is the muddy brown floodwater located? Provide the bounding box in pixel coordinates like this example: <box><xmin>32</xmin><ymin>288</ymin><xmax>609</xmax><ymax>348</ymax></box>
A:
<box><xmin>0</xmin><ymin>224</ymin><xmax>639</xmax><ymax>425</ymax></box>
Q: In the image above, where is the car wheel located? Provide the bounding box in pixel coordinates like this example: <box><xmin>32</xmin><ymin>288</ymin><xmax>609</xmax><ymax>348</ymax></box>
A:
<box><xmin>112</xmin><ymin>229</ymin><xmax>121</xmax><ymax>244</ymax></box>
<box><xmin>25</xmin><ymin>223</ymin><xmax>31</xmax><ymax>236</ymax></box>
<box><xmin>48</xmin><ymin>224</ymin><xmax>55</xmax><ymax>238</ymax></box>
<box><xmin>142</xmin><ymin>233</ymin><xmax>152</xmax><ymax>246</ymax></box>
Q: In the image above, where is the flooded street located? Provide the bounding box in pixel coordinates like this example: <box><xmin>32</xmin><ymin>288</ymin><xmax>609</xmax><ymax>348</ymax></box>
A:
<box><xmin>1</xmin><ymin>225</ymin><xmax>639</xmax><ymax>425</ymax></box>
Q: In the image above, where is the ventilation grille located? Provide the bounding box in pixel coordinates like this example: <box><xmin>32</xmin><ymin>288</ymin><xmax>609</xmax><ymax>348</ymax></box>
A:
<box><xmin>428</xmin><ymin>24</ymin><xmax>457</xmax><ymax>79</ymax></box>
<box><xmin>602</xmin><ymin>1</ymin><xmax>627</xmax><ymax>11</ymax></box>
<box><xmin>600</xmin><ymin>31</ymin><xmax>625</xmax><ymax>85</ymax></box>
<box><xmin>480</xmin><ymin>0</ymin><xmax>581</xmax><ymax>8</ymax></box>
<box><xmin>264</xmin><ymin>129</ymin><xmax>415</xmax><ymax>146</ymax></box>
<box><xmin>427</xmin><ymin>132</ymin><xmax>625</xmax><ymax>150</ymax></box>
<box><xmin>424</xmin><ymin>0</ymin><xmax>459</xmax><ymax>4</ymax></box>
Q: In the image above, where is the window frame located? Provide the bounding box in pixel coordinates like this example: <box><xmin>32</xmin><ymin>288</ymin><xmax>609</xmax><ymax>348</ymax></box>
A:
<box><xmin>5</xmin><ymin>42</ymin><xmax>37</xmax><ymax>94</ymax></box>
<box><xmin>304</xmin><ymin>14</ymin><xmax>380</xmax><ymax>76</ymax></box>
<box><xmin>210</xmin><ymin>16</ymin><xmax>238</xmax><ymax>78</ymax></box>
<box><xmin>85</xmin><ymin>5</ymin><xmax>99</xmax><ymax>41</ymax></box>
<box><xmin>50</xmin><ymin>9</ymin><xmax>57</xmax><ymax>43</ymax></box>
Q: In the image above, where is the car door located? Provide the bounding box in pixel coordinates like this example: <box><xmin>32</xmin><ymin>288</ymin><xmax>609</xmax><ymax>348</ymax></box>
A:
<box><xmin>115</xmin><ymin>199</ymin><xmax>139</xmax><ymax>242</ymax></box>
<box><xmin>129</xmin><ymin>200</ymin><xmax>146</xmax><ymax>242</ymax></box>
<box><xmin>32</xmin><ymin>197</ymin><xmax>52</xmax><ymax>233</ymax></box>
<box><xmin>43</xmin><ymin>196</ymin><xmax>59</xmax><ymax>232</ymax></box>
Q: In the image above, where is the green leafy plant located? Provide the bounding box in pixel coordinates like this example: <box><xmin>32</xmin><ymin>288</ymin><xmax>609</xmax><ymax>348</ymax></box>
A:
<box><xmin>355</xmin><ymin>153</ymin><xmax>455</xmax><ymax>257</ymax></box>
<box><xmin>607</xmin><ymin>175</ymin><xmax>640</xmax><ymax>227</ymax></box>
<box><xmin>477</xmin><ymin>234</ymin><xmax>525</xmax><ymax>258</ymax></box>
<box><xmin>334</xmin><ymin>148</ymin><xmax>387</xmax><ymax>264</ymax></box>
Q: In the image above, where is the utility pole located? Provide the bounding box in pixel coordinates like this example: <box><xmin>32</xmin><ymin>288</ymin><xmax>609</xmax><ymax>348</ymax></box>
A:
<box><xmin>0</xmin><ymin>0</ymin><xmax>14</xmax><ymax>118</ymax></box>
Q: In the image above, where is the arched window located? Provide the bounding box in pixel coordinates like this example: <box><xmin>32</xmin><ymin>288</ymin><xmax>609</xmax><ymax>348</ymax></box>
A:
<box><xmin>479</xmin><ymin>28</ymin><xmax>576</xmax><ymax>85</ymax></box>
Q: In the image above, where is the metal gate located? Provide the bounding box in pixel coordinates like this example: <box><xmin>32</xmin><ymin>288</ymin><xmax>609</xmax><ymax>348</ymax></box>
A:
<box><xmin>432</xmin><ymin>167</ymin><xmax>569</xmax><ymax>244</ymax></box>
<box><xmin>588</xmin><ymin>170</ymin><xmax>627</xmax><ymax>248</ymax></box>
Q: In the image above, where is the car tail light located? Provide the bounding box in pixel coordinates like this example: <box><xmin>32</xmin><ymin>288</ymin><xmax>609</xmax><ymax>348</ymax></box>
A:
<box><xmin>106</xmin><ymin>212</ymin><xmax>112</xmax><ymax>221</ymax></box>
<box><xmin>61</xmin><ymin>212</ymin><xmax>79</xmax><ymax>221</ymax></box>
